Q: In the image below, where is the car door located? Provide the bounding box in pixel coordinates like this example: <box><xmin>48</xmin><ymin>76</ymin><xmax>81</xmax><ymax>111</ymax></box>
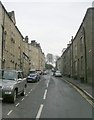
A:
<box><xmin>17</xmin><ymin>72</ymin><xmax>23</xmax><ymax>94</ymax></box>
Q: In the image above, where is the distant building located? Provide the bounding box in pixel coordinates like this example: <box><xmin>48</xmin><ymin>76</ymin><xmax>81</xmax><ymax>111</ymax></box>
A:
<box><xmin>46</xmin><ymin>53</ymin><xmax>54</xmax><ymax>64</ymax></box>
<box><xmin>29</xmin><ymin>40</ymin><xmax>45</xmax><ymax>72</ymax></box>
<box><xmin>56</xmin><ymin>57</ymin><xmax>62</xmax><ymax>71</ymax></box>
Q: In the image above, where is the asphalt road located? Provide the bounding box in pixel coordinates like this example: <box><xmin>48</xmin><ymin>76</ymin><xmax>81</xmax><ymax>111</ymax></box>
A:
<box><xmin>2</xmin><ymin>73</ymin><xmax>93</xmax><ymax>119</ymax></box>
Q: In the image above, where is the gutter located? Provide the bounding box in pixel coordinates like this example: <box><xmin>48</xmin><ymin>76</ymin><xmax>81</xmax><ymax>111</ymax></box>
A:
<box><xmin>62</xmin><ymin>78</ymin><xmax>94</xmax><ymax>103</ymax></box>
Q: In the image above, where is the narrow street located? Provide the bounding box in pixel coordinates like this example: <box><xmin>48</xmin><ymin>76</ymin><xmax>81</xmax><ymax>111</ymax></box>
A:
<box><xmin>2</xmin><ymin>73</ymin><xmax>92</xmax><ymax>118</ymax></box>
<box><xmin>0</xmin><ymin>1</ymin><xmax>93</xmax><ymax>119</ymax></box>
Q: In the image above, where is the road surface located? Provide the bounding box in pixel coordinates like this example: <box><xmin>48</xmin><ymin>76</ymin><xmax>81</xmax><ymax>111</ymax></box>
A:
<box><xmin>2</xmin><ymin>73</ymin><xmax>93</xmax><ymax>118</ymax></box>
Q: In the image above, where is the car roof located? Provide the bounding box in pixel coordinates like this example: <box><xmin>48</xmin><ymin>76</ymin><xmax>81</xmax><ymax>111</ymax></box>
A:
<box><xmin>29</xmin><ymin>69</ymin><xmax>36</xmax><ymax>71</ymax></box>
<box><xmin>56</xmin><ymin>70</ymin><xmax>60</xmax><ymax>72</ymax></box>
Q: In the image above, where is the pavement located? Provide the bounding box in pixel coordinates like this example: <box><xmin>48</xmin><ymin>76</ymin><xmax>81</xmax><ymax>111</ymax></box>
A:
<box><xmin>62</xmin><ymin>76</ymin><xmax>93</xmax><ymax>100</ymax></box>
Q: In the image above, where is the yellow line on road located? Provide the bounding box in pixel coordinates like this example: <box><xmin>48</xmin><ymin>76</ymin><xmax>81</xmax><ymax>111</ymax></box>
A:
<box><xmin>63</xmin><ymin>79</ymin><xmax>94</xmax><ymax>108</ymax></box>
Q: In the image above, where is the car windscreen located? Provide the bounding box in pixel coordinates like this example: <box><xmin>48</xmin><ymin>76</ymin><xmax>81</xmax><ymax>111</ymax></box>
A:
<box><xmin>29</xmin><ymin>71</ymin><xmax>36</xmax><ymax>74</ymax></box>
<box><xmin>2</xmin><ymin>71</ymin><xmax>17</xmax><ymax>80</ymax></box>
<box><xmin>29</xmin><ymin>73</ymin><xmax>36</xmax><ymax>77</ymax></box>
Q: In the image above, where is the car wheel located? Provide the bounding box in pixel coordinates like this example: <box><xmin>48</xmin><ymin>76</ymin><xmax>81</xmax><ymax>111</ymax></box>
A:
<box><xmin>21</xmin><ymin>87</ymin><xmax>26</xmax><ymax>96</ymax></box>
<box><xmin>11</xmin><ymin>90</ymin><xmax>17</xmax><ymax>103</ymax></box>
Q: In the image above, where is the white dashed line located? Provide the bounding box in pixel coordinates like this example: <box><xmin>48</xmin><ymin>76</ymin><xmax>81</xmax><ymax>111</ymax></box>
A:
<box><xmin>48</xmin><ymin>80</ymin><xmax>49</xmax><ymax>83</ymax></box>
<box><xmin>36</xmin><ymin>104</ymin><xmax>44</xmax><ymax>119</ymax></box>
<box><xmin>7</xmin><ymin>110</ymin><xmax>13</xmax><ymax>116</ymax></box>
<box><xmin>0</xmin><ymin>98</ymin><xmax>2</xmax><ymax>100</ymax></box>
<box><xmin>15</xmin><ymin>103</ymin><xmax>20</xmax><ymax>107</ymax></box>
<box><xmin>46</xmin><ymin>80</ymin><xmax>50</xmax><ymax>88</ymax></box>
<box><xmin>43</xmin><ymin>89</ymin><xmax>47</xmax><ymax>100</ymax></box>
<box><xmin>21</xmin><ymin>98</ymin><xmax>25</xmax><ymax>101</ymax></box>
<box><xmin>25</xmin><ymin>94</ymin><xmax>28</xmax><ymax>96</ymax></box>
<box><xmin>47</xmin><ymin>83</ymin><xmax>49</xmax><ymax>88</ymax></box>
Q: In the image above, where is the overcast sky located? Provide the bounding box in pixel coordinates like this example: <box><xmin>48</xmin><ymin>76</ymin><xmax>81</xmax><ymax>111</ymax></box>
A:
<box><xmin>2</xmin><ymin>0</ymin><xmax>93</xmax><ymax>56</ymax></box>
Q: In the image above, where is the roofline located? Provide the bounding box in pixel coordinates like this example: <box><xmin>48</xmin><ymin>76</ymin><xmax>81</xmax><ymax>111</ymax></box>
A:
<box><xmin>61</xmin><ymin>7</ymin><xmax>94</xmax><ymax>57</ymax></box>
<box><xmin>0</xmin><ymin>1</ymin><xmax>24</xmax><ymax>39</ymax></box>
<box><xmin>73</xmin><ymin>7</ymin><xmax>94</xmax><ymax>41</ymax></box>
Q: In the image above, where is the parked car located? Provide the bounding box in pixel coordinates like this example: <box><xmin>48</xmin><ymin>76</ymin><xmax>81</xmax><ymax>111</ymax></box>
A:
<box><xmin>55</xmin><ymin>70</ymin><xmax>62</xmax><ymax>77</ymax></box>
<box><xmin>36</xmin><ymin>69</ymin><xmax>42</xmax><ymax>75</ymax></box>
<box><xmin>0</xmin><ymin>69</ymin><xmax>27</xmax><ymax>103</ymax></box>
<box><xmin>52</xmin><ymin>70</ymin><xmax>56</xmax><ymax>76</ymax></box>
<box><xmin>27</xmin><ymin>73</ymin><xmax>39</xmax><ymax>82</ymax></box>
<box><xmin>43</xmin><ymin>70</ymin><xmax>49</xmax><ymax>75</ymax></box>
<box><xmin>27</xmin><ymin>69</ymin><xmax>40</xmax><ymax>82</ymax></box>
<box><xmin>36</xmin><ymin>70</ymin><xmax>42</xmax><ymax>79</ymax></box>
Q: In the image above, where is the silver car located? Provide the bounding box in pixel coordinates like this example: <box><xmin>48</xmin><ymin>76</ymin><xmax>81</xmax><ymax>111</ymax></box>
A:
<box><xmin>0</xmin><ymin>69</ymin><xmax>27</xmax><ymax>103</ymax></box>
<box><xmin>55</xmin><ymin>70</ymin><xmax>62</xmax><ymax>77</ymax></box>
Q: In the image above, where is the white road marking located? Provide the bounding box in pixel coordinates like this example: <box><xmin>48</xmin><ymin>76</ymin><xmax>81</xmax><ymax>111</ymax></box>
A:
<box><xmin>6</xmin><ymin>80</ymin><xmax>42</xmax><ymax>117</ymax></box>
<box><xmin>25</xmin><ymin>94</ymin><xmax>28</xmax><ymax>96</ymax></box>
<box><xmin>43</xmin><ymin>89</ymin><xmax>47</xmax><ymax>100</ymax></box>
<box><xmin>0</xmin><ymin>98</ymin><xmax>2</xmax><ymax>100</ymax></box>
<box><xmin>15</xmin><ymin>103</ymin><xmax>20</xmax><ymax>107</ymax></box>
<box><xmin>7</xmin><ymin>110</ymin><xmax>13</xmax><ymax>116</ymax></box>
<box><xmin>47</xmin><ymin>83</ymin><xmax>49</xmax><ymax>88</ymax></box>
<box><xmin>28</xmin><ymin>91</ymin><xmax>31</xmax><ymax>94</ymax></box>
<box><xmin>36</xmin><ymin>104</ymin><xmax>44</xmax><ymax>119</ymax></box>
<box><xmin>21</xmin><ymin>98</ymin><xmax>24</xmax><ymax>101</ymax></box>
<box><xmin>48</xmin><ymin>80</ymin><xmax>50</xmax><ymax>84</ymax></box>
<box><xmin>46</xmin><ymin>80</ymin><xmax>50</xmax><ymax>88</ymax></box>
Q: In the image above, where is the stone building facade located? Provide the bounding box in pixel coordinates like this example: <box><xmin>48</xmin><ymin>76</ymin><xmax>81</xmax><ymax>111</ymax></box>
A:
<box><xmin>0</xmin><ymin>2</ymin><xmax>24</xmax><ymax>71</ymax></box>
<box><xmin>0</xmin><ymin>2</ymin><xmax>45</xmax><ymax>75</ymax></box>
<box><xmin>58</xmin><ymin>8</ymin><xmax>93</xmax><ymax>84</ymax></box>
<box><xmin>22</xmin><ymin>36</ymin><xmax>30</xmax><ymax>76</ymax></box>
<box><xmin>29</xmin><ymin>40</ymin><xmax>45</xmax><ymax>72</ymax></box>
<box><xmin>0</xmin><ymin>2</ymin><xmax>2</xmax><ymax>69</ymax></box>
<box><xmin>56</xmin><ymin>57</ymin><xmax>62</xmax><ymax>72</ymax></box>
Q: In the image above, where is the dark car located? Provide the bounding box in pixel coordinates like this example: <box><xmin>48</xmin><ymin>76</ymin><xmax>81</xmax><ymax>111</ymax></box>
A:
<box><xmin>27</xmin><ymin>69</ymin><xmax>40</xmax><ymax>82</ymax></box>
<box><xmin>0</xmin><ymin>69</ymin><xmax>27</xmax><ymax>103</ymax></box>
<box><xmin>27</xmin><ymin>73</ymin><xmax>39</xmax><ymax>82</ymax></box>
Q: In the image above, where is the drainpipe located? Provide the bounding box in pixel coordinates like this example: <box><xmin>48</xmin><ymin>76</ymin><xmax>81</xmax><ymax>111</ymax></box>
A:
<box><xmin>91</xmin><ymin>7</ymin><xmax>94</xmax><ymax>87</ymax></box>
<box><xmin>71</xmin><ymin>36</ymin><xmax>73</xmax><ymax>78</ymax></box>
<box><xmin>1</xmin><ymin>10</ymin><xmax>5</xmax><ymax>69</ymax></box>
<box><xmin>83</xmin><ymin>26</ymin><xmax>87</xmax><ymax>83</ymax></box>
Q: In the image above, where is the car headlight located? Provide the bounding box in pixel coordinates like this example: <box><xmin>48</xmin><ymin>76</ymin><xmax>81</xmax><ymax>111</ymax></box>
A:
<box><xmin>5</xmin><ymin>91</ymin><xmax>12</xmax><ymax>95</ymax></box>
<box><xmin>4</xmin><ymin>85</ymin><xmax>14</xmax><ymax>90</ymax></box>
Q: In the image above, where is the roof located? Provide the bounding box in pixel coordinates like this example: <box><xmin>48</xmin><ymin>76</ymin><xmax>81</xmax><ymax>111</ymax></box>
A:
<box><xmin>0</xmin><ymin>1</ymin><xmax>24</xmax><ymax>39</ymax></box>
